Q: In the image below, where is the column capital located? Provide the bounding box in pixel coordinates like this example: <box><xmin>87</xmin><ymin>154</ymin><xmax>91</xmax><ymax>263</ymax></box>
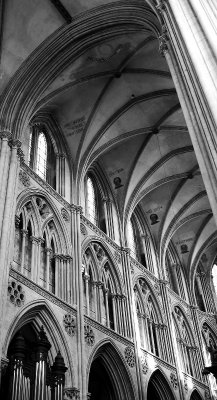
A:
<box><xmin>8</xmin><ymin>138</ymin><xmax>22</xmax><ymax>149</ymax></box>
<box><xmin>0</xmin><ymin>130</ymin><xmax>12</xmax><ymax>140</ymax></box>
<box><xmin>121</xmin><ymin>247</ymin><xmax>131</xmax><ymax>255</ymax></box>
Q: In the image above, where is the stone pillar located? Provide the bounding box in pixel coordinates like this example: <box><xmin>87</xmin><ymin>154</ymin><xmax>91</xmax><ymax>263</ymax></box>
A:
<box><xmin>84</xmin><ymin>274</ymin><xmax>90</xmax><ymax>317</ymax></box>
<box><xmin>20</xmin><ymin>229</ymin><xmax>28</xmax><ymax>274</ymax></box>
<box><xmin>71</xmin><ymin>205</ymin><xmax>86</xmax><ymax>400</ymax></box>
<box><xmin>56</xmin><ymin>153</ymin><xmax>66</xmax><ymax>197</ymax></box>
<box><xmin>157</xmin><ymin>0</ymin><xmax>217</xmax><ymax>226</ymax></box>
<box><xmin>0</xmin><ymin>138</ymin><xmax>21</xmax><ymax>366</ymax></box>
<box><xmin>45</xmin><ymin>248</ymin><xmax>52</xmax><ymax>291</ymax></box>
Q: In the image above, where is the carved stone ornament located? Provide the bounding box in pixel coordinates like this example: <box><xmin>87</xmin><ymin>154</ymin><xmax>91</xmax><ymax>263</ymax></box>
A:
<box><xmin>84</xmin><ymin>325</ymin><xmax>95</xmax><ymax>346</ymax></box>
<box><xmin>183</xmin><ymin>378</ymin><xmax>188</xmax><ymax>392</ymax></box>
<box><xmin>141</xmin><ymin>355</ymin><xmax>148</xmax><ymax>374</ymax></box>
<box><xmin>19</xmin><ymin>170</ymin><xmax>30</xmax><ymax>187</ymax></box>
<box><xmin>61</xmin><ymin>208</ymin><xmax>70</xmax><ymax>222</ymax></box>
<box><xmin>205</xmin><ymin>390</ymin><xmax>211</xmax><ymax>400</ymax></box>
<box><xmin>63</xmin><ymin>314</ymin><xmax>76</xmax><ymax>336</ymax></box>
<box><xmin>124</xmin><ymin>346</ymin><xmax>135</xmax><ymax>368</ymax></box>
<box><xmin>80</xmin><ymin>223</ymin><xmax>87</xmax><ymax>236</ymax></box>
<box><xmin>64</xmin><ymin>387</ymin><xmax>80</xmax><ymax>400</ymax></box>
<box><xmin>8</xmin><ymin>280</ymin><xmax>25</xmax><ymax>307</ymax></box>
<box><xmin>170</xmin><ymin>372</ymin><xmax>178</xmax><ymax>390</ymax></box>
<box><xmin>154</xmin><ymin>283</ymin><xmax>161</xmax><ymax>296</ymax></box>
<box><xmin>1</xmin><ymin>357</ymin><xmax>9</xmax><ymax>377</ymax></box>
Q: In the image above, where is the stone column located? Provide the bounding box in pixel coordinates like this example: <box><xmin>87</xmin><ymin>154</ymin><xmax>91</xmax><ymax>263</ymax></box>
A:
<box><xmin>30</xmin><ymin>236</ymin><xmax>38</xmax><ymax>281</ymax></box>
<box><xmin>56</xmin><ymin>153</ymin><xmax>66</xmax><ymax>197</ymax></box>
<box><xmin>0</xmin><ymin>131</ymin><xmax>11</xmax><ymax>234</ymax></box>
<box><xmin>20</xmin><ymin>229</ymin><xmax>28</xmax><ymax>274</ymax></box>
<box><xmin>45</xmin><ymin>248</ymin><xmax>52</xmax><ymax>291</ymax></box>
<box><xmin>0</xmin><ymin>139</ymin><xmax>21</xmax><ymax>365</ymax></box>
<box><xmin>156</xmin><ymin>0</ymin><xmax>217</xmax><ymax>226</ymax></box>
<box><xmin>84</xmin><ymin>274</ymin><xmax>90</xmax><ymax>316</ymax></box>
<box><xmin>71</xmin><ymin>205</ymin><xmax>86</xmax><ymax>400</ymax></box>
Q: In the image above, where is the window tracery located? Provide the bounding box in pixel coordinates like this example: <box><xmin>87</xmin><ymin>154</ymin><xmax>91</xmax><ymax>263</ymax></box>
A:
<box><xmin>13</xmin><ymin>195</ymin><xmax>71</xmax><ymax>302</ymax></box>
<box><xmin>173</xmin><ymin>306</ymin><xmax>198</xmax><ymax>378</ymax></box>
<box><xmin>82</xmin><ymin>242</ymin><xmax>130</xmax><ymax>338</ymax></box>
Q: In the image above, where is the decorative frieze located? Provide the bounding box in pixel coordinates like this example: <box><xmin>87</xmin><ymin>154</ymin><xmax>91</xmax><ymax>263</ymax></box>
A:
<box><xmin>84</xmin><ymin>325</ymin><xmax>95</xmax><ymax>346</ymax></box>
<box><xmin>63</xmin><ymin>314</ymin><xmax>76</xmax><ymax>336</ymax></box>
<box><xmin>8</xmin><ymin>280</ymin><xmax>25</xmax><ymax>307</ymax></box>
<box><xmin>124</xmin><ymin>346</ymin><xmax>135</xmax><ymax>368</ymax></box>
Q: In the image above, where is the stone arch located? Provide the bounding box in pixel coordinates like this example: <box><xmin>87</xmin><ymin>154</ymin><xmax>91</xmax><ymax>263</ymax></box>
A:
<box><xmin>15</xmin><ymin>188</ymin><xmax>71</xmax><ymax>254</ymax></box>
<box><xmin>82</xmin><ymin>236</ymin><xmax>124</xmax><ymax>293</ymax></box>
<box><xmin>189</xmin><ymin>389</ymin><xmax>203</xmax><ymax>400</ymax></box>
<box><xmin>133</xmin><ymin>274</ymin><xmax>164</xmax><ymax>323</ymax></box>
<box><xmin>147</xmin><ymin>369</ymin><xmax>175</xmax><ymax>400</ymax></box>
<box><xmin>2</xmin><ymin>299</ymin><xmax>74</xmax><ymax>386</ymax></box>
<box><xmin>87</xmin><ymin>339</ymin><xmax>136</xmax><ymax>400</ymax></box>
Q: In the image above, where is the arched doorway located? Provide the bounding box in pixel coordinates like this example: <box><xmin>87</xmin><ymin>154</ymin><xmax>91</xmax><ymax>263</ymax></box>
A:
<box><xmin>190</xmin><ymin>390</ymin><xmax>203</xmax><ymax>400</ymax></box>
<box><xmin>88</xmin><ymin>343</ymin><xmax>135</xmax><ymax>400</ymax></box>
<box><xmin>147</xmin><ymin>370</ymin><xmax>175</xmax><ymax>400</ymax></box>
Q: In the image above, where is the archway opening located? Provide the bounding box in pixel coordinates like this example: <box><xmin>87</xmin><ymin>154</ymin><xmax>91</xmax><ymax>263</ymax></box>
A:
<box><xmin>88</xmin><ymin>357</ymin><xmax>116</xmax><ymax>400</ymax></box>
<box><xmin>190</xmin><ymin>390</ymin><xmax>203</xmax><ymax>400</ymax></box>
<box><xmin>147</xmin><ymin>370</ymin><xmax>175</xmax><ymax>400</ymax></box>
<box><xmin>88</xmin><ymin>343</ymin><xmax>135</xmax><ymax>400</ymax></box>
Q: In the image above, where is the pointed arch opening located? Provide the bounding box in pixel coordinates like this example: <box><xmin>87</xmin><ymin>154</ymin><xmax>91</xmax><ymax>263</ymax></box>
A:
<box><xmin>147</xmin><ymin>370</ymin><xmax>175</xmax><ymax>400</ymax></box>
<box><xmin>87</xmin><ymin>342</ymin><xmax>135</xmax><ymax>400</ymax></box>
<box><xmin>190</xmin><ymin>389</ymin><xmax>203</xmax><ymax>400</ymax></box>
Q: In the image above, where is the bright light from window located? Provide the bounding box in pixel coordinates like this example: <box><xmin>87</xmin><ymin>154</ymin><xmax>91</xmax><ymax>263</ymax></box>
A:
<box><xmin>28</xmin><ymin>131</ymin><xmax>32</xmax><ymax>166</ymax></box>
<box><xmin>36</xmin><ymin>132</ymin><xmax>47</xmax><ymax>180</ymax></box>
<box><xmin>212</xmin><ymin>264</ymin><xmax>217</xmax><ymax>295</ymax></box>
<box><xmin>87</xmin><ymin>176</ymin><xmax>97</xmax><ymax>225</ymax></box>
<box><xmin>128</xmin><ymin>219</ymin><xmax>137</xmax><ymax>258</ymax></box>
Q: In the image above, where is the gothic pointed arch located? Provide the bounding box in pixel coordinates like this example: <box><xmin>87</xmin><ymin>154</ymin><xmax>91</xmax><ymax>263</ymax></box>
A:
<box><xmin>190</xmin><ymin>389</ymin><xmax>203</xmax><ymax>400</ymax></box>
<box><xmin>3</xmin><ymin>300</ymin><xmax>74</xmax><ymax>385</ymax></box>
<box><xmin>147</xmin><ymin>369</ymin><xmax>175</xmax><ymax>400</ymax></box>
<box><xmin>87</xmin><ymin>341</ymin><xmax>136</xmax><ymax>400</ymax></box>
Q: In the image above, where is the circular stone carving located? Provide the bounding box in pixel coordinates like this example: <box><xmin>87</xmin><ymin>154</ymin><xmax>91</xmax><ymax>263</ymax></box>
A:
<box><xmin>63</xmin><ymin>314</ymin><xmax>76</xmax><ymax>336</ymax></box>
<box><xmin>61</xmin><ymin>208</ymin><xmax>70</xmax><ymax>222</ymax></box>
<box><xmin>170</xmin><ymin>372</ymin><xmax>178</xmax><ymax>390</ymax></box>
<box><xmin>8</xmin><ymin>280</ymin><xmax>25</xmax><ymax>307</ymax></box>
<box><xmin>84</xmin><ymin>325</ymin><xmax>95</xmax><ymax>346</ymax></box>
<box><xmin>124</xmin><ymin>346</ymin><xmax>135</xmax><ymax>368</ymax></box>
<box><xmin>80</xmin><ymin>223</ymin><xmax>87</xmax><ymax>236</ymax></box>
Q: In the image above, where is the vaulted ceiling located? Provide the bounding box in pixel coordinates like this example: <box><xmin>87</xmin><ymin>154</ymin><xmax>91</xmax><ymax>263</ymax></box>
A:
<box><xmin>1</xmin><ymin>0</ymin><xmax>217</xmax><ymax>280</ymax></box>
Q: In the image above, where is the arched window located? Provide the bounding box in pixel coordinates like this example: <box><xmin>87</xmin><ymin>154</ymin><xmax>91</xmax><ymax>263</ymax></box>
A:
<box><xmin>212</xmin><ymin>264</ymin><xmax>217</xmax><ymax>295</ymax></box>
<box><xmin>128</xmin><ymin>218</ymin><xmax>138</xmax><ymax>259</ymax></box>
<box><xmin>36</xmin><ymin>132</ymin><xmax>47</xmax><ymax>180</ymax></box>
<box><xmin>28</xmin><ymin>124</ymin><xmax>56</xmax><ymax>189</ymax></box>
<box><xmin>173</xmin><ymin>307</ymin><xmax>197</xmax><ymax>377</ymax></box>
<box><xmin>86</xmin><ymin>176</ymin><xmax>98</xmax><ymax>225</ymax></box>
<box><xmin>147</xmin><ymin>296</ymin><xmax>159</xmax><ymax>356</ymax></box>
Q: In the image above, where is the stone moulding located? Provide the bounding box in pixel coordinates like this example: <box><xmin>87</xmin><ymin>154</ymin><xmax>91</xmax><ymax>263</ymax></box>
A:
<box><xmin>10</xmin><ymin>268</ymin><xmax>77</xmax><ymax>316</ymax></box>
